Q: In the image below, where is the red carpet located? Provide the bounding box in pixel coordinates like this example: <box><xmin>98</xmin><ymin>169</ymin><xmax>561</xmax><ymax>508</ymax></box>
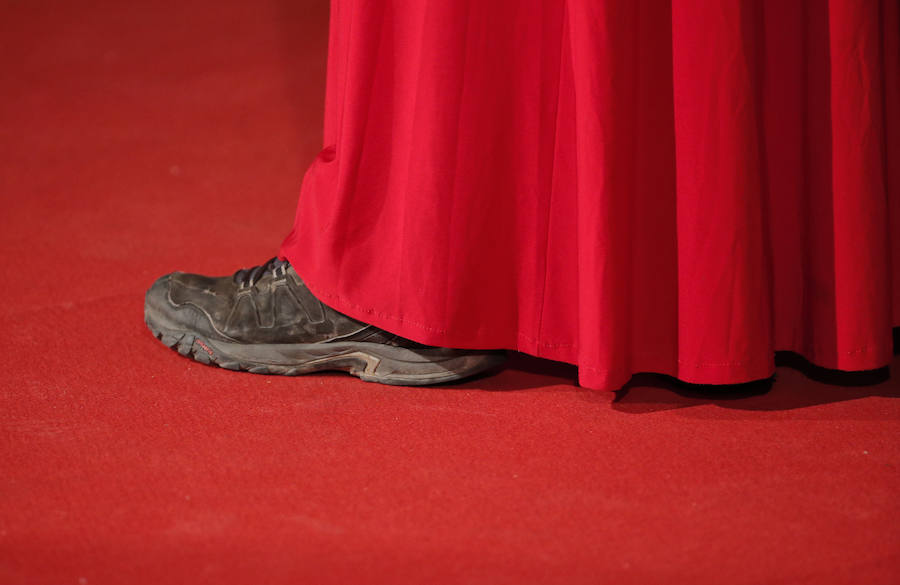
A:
<box><xmin>1</xmin><ymin>2</ymin><xmax>898</xmax><ymax>583</ymax></box>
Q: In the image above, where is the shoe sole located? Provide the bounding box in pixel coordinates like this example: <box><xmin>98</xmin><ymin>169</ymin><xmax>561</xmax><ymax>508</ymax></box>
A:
<box><xmin>145</xmin><ymin>311</ymin><xmax>505</xmax><ymax>386</ymax></box>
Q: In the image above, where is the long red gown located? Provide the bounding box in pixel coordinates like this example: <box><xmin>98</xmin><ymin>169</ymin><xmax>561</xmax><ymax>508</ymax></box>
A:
<box><xmin>281</xmin><ymin>0</ymin><xmax>900</xmax><ymax>391</ymax></box>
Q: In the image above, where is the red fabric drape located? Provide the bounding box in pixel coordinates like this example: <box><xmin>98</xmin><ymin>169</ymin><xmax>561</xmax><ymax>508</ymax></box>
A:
<box><xmin>281</xmin><ymin>0</ymin><xmax>900</xmax><ymax>391</ymax></box>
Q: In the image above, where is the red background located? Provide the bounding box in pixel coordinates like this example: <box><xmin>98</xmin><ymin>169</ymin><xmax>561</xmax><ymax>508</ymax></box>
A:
<box><xmin>1</xmin><ymin>2</ymin><xmax>898</xmax><ymax>583</ymax></box>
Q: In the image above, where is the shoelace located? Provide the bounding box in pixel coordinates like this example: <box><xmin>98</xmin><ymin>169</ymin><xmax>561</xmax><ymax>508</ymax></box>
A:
<box><xmin>234</xmin><ymin>257</ymin><xmax>288</xmax><ymax>288</ymax></box>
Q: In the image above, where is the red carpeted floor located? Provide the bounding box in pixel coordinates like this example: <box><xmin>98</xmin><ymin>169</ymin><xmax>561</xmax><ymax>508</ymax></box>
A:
<box><xmin>1</xmin><ymin>2</ymin><xmax>898</xmax><ymax>583</ymax></box>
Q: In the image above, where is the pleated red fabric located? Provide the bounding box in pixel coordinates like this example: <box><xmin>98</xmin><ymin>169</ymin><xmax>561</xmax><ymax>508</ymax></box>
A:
<box><xmin>281</xmin><ymin>0</ymin><xmax>900</xmax><ymax>391</ymax></box>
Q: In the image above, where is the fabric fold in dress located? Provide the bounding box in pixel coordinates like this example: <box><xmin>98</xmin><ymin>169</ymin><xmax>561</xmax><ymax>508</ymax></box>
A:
<box><xmin>281</xmin><ymin>0</ymin><xmax>900</xmax><ymax>391</ymax></box>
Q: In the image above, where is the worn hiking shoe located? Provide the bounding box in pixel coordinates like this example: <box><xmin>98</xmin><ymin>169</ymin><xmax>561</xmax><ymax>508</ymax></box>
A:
<box><xmin>144</xmin><ymin>258</ymin><xmax>505</xmax><ymax>385</ymax></box>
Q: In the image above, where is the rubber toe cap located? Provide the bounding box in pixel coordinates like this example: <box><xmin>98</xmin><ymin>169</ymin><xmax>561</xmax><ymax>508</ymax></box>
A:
<box><xmin>144</xmin><ymin>273</ymin><xmax>174</xmax><ymax>320</ymax></box>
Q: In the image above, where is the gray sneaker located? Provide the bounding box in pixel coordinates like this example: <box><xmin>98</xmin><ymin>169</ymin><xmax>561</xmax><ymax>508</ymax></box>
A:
<box><xmin>144</xmin><ymin>258</ymin><xmax>505</xmax><ymax>385</ymax></box>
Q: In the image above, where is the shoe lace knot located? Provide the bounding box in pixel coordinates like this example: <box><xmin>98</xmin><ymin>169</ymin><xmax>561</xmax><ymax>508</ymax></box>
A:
<box><xmin>234</xmin><ymin>257</ymin><xmax>288</xmax><ymax>288</ymax></box>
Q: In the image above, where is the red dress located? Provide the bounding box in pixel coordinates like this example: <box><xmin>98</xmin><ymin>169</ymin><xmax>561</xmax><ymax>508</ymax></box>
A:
<box><xmin>281</xmin><ymin>0</ymin><xmax>900</xmax><ymax>390</ymax></box>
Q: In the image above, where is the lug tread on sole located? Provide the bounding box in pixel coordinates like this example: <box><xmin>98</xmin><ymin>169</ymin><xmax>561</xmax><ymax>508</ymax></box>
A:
<box><xmin>146</xmin><ymin>319</ymin><xmax>503</xmax><ymax>385</ymax></box>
